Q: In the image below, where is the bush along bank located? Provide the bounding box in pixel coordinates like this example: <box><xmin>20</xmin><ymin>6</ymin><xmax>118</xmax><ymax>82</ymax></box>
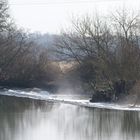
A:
<box><xmin>90</xmin><ymin>80</ymin><xmax>136</xmax><ymax>103</ymax></box>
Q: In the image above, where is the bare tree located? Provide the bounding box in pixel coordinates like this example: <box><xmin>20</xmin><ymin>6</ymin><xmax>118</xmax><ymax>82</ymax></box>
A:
<box><xmin>55</xmin><ymin>10</ymin><xmax>140</xmax><ymax>92</ymax></box>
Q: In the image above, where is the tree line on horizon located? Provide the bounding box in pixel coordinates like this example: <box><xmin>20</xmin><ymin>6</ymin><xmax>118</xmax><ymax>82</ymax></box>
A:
<box><xmin>0</xmin><ymin>0</ymin><xmax>140</xmax><ymax>97</ymax></box>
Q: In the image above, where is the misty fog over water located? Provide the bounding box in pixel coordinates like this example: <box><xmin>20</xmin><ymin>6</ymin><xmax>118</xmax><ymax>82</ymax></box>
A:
<box><xmin>0</xmin><ymin>89</ymin><xmax>140</xmax><ymax>140</ymax></box>
<box><xmin>0</xmin><ymin>0</ymin><xmax>140</xmax><ymax>140</ymax></box>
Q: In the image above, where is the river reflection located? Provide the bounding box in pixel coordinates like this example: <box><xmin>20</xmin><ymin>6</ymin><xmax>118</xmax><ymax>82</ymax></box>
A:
<box><xmin>0</xmin><ymin>96</ymin><xmax>140</xmax><ymax>140</ymax></box>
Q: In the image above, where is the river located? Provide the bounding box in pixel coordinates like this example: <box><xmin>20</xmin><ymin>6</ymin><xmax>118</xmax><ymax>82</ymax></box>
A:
<box><xmin>0</xmin><ymin>89</ymin><xmax>140</xmax><ymax>140</ymax></box>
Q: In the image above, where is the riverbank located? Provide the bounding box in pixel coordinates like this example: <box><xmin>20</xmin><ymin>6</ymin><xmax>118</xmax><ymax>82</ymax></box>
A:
<box><xmin>0</xmin><ymin>90</ymin><xmax>140</xmax><ymax>111</ymax></box>
<box><xmin>0</xmin><ymin>80</ymin><xmax>59</xmax><ymax>93</ymax></box>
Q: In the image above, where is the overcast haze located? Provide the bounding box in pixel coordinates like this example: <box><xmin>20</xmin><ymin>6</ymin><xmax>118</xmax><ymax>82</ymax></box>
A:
<box><xmin>9</xmin><ymin>0</ymin><xmax>140</xmax><ymax>34</ymax></box>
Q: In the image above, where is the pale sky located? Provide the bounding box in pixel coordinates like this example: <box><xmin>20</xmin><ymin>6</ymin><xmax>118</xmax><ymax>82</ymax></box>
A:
<box><xmin>9</xmin><ymin>0</ymin><xmax>140</xmax><ymax>34</ymax></box>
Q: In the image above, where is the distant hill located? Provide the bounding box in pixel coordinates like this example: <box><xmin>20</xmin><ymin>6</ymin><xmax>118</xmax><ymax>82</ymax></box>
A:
<box><xmin>29</xmin><ymin>33</ymin><xmax>57</xmax><ymax>47</ymax></box>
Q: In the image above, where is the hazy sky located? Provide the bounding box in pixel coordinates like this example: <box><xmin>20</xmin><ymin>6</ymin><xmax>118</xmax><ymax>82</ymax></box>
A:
<box><xmin>9</xmin><ymin>0</ymin><xmax>140</xmax><ymax>34</ymax></box>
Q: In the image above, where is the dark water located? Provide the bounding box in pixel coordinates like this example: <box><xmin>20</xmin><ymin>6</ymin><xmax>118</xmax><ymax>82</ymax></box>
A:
<box><xmin>0</xmin><ymin>95</ymin><xmax>140</xmax><ymax>140</ymax></box>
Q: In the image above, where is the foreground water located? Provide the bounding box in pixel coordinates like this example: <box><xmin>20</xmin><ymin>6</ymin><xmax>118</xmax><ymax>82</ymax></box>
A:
<box><xmin>0</xmin><ymin>89</ymin><xmax>140</xmax><ymax>140</ymax></box>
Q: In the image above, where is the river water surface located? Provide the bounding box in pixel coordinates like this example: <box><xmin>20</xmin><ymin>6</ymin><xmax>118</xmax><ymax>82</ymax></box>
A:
<box><xmin>0</xmin><ymin>89</ymin><xmax>140</xmax><ymax>140</ymax></box>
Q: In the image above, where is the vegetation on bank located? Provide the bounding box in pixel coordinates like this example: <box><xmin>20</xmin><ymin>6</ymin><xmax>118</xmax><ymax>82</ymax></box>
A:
<box><xmin>0</xmin><ymin>0</ymin><xmax>140</xmax><ymax>103</ymax></box>
<box><xmin>55</xmin><ymin>10</ymin><xmax>140</xmax><ymax>102</ymax></box>
<box><xmin>0</xmin><ymin>1</ymin><xmax>61</xmax><ymax>90</ymax></box>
